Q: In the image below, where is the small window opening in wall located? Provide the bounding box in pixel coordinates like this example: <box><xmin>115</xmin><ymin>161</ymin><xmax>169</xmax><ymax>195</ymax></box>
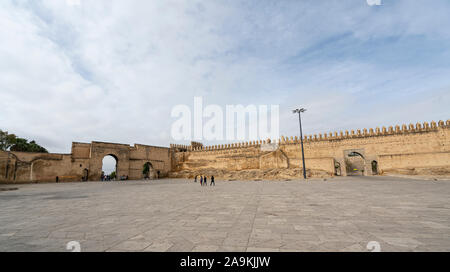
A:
<box><xmin>80</xmin><ymin>164</ymin><xmax>82</xmax><ymax>167</ymax></box>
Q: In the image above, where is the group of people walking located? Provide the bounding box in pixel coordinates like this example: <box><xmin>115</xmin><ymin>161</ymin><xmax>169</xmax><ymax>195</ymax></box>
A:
<box><xmin>195</xmin><ymin>175</ymin><xmax>215</xmax><ymax>186</ymax></box>
<box><xmin>101</xmin><ymin>173</ymin><xmax>114</xmax><ymax>181</ymax></box>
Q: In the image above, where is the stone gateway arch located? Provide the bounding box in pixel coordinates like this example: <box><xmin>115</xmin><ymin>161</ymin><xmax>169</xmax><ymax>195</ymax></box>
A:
<box><xmin>170</xmin><ymin>120</ymin><xmax>450</xmax><ymax>179</ymax></box>
<box><xmin>1</xmin><ymin>119</ymin><xmax>450</xmax><ymax>183</ymax></box>
<box><xmin>0</xmin><ymin>142</ymin><xmax>172</xmax><ymax>183</ymax></box>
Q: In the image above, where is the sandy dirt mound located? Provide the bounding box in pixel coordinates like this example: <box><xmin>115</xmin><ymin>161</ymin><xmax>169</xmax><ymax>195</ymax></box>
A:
<box><xmin>169</xmin><ymin>168</ymin><xmax>331</xmax><ymax>180</ymax></box>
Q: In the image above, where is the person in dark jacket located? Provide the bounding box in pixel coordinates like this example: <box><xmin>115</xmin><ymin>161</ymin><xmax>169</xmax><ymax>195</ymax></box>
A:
<box><xmin>210</xmin><ymin>175</ymin><xmax>215</xmax><ymax>186</ymax></box>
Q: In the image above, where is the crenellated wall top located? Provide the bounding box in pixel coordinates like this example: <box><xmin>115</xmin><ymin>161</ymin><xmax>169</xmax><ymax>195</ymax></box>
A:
<box><xmin>171</xmin><ymin>119</ymin><xmax>450</xmax><ymax>152</ymax></box>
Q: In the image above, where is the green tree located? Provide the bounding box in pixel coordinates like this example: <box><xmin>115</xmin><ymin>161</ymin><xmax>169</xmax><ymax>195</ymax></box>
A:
<box><xmin>110</xmin><ymin>171</ymin><xmax>116</xmax><ymax>180</ymax></box>
<box><xmin>28</xmin><ymin>140</ymin><xmax>48</xmax><ymax>153</ymax></box>
<box><xmin>10</xmin><ymin>138</ymin><xmax>29</xmax><ymax>152</ymax></box>
<box><xmin>2</xmin><ymin>129</ymin><xmax>48</xmax><ymax>153</ymax></box>
<box><xmin>9</xmin><ymin>137</ymin><xmax>48</xmax><ymax>153</ymax></box>
<box><xmin>0</xmin><ymin>130</ymin><xmax>17</xmax><ymax>151</ymax></box>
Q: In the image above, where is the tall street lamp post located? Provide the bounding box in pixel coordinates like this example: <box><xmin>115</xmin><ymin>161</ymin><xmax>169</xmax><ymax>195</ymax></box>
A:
<box><xmin>293</xmin><ymin>108</ymin><xmax>307</xmax><ymax>179</ymax></box>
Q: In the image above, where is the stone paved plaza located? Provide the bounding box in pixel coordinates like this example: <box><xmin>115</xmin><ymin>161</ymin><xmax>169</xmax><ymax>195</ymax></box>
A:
<box><xmin>0</xmin><ymin>176</ymin><xmax>449</xmax><ymax>252</ymax></box>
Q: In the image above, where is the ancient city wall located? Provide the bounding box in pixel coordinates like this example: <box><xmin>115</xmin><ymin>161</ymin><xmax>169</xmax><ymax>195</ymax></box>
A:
<box><xmin>170</xmin><ymin>120</ymin><xmax>450</xmax><ymax>179</ymax></box>
<box><xmin>0</xmin><ymin>150</ymin><xmax>90</xmax><ymax>183</ymax></box>
<box><xmin>128</xmin><ymin>144</ymin><xmax>171</xmax><ymax>179</ymax></box>
<box><xmin>0</xmin><ymin>141</ymin><xmax>171</xmax><ymax>184</ymax></box>
<box><xmin>1</xmin><ymin>119</ymin><xmax>449</xmax><ymax>183</ymax></box>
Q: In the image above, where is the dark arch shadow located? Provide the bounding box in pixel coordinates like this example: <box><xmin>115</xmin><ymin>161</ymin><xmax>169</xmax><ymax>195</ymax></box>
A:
<box><xmin>348</xmin><ymin>151</ymin><xmax>365</xmax><ymax>159</ymax></box>
<box><xmin>143</xmin><ymin>162</ymin><xmax>154</xmax><ymax>179</ymax></box>
<box><xmin>82</xmin><ymin>168</ymin><xmax>89</xmax><ymax>181</ymax></box>
<box><xmin>371</xmin><ymin>160</ymin><xmax>379</xmax><ymax>175</ymax></box>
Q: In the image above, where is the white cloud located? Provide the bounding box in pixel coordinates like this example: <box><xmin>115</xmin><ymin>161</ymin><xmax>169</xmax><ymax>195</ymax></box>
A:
<box><xmin>0</xmin><ymin>0</ymin><xmax>449</xmax><ymax>152</ymax></box>
<box><xmin>66</xmin><ymin>0</ymin><xmax>80</xmax><ymax>7</ymax></box>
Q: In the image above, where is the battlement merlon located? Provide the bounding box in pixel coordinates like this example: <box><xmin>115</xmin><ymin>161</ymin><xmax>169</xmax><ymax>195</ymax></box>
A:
<box><xmin>172</xmin><ymin>138</ymin><xmax>278</xmax><ymax>152</ymax></box>
<box><xmin>170</xmin><ymin>119</ymin><xmax>450</xmax><ymax>152</ymax></box>
<box><xmin>279</xmin><ymin>119</ymin><xmax>450</xmax><ymax>145</ymax></box>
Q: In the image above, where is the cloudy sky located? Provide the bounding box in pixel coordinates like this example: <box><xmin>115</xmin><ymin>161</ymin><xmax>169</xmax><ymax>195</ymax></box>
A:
<box><xmin>1</xmin><ymin>0</ymin><xmax>450</xmax><ymax>154</ymax></box>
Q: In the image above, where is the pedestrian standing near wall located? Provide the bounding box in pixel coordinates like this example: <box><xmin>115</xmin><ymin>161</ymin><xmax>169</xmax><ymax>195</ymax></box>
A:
<box><xmin>200</xmin><ymin>175</ymin><xmax>203</xmax><ymax>186</ymax></box>
<box><xmin>204</xmin><ymin>176</ymin><xmax>208</xmax><ymax>187</ymax></box>
<box><xmin>211</xmin><ymin>175</ymin><xmax>215</xmax><ymax>186</ymax></box>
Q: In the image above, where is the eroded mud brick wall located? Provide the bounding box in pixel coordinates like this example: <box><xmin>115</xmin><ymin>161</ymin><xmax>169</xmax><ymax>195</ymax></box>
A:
<box><xmin>0</xmin><ymin>141</ymin><xmax>171</xmax><ymax>183</ymax></box>
<box><xmin>1</xmin><ymin>120</ymin><xmax>449</xmax><ymax>183</ymax></box>
<box><xmin>171</xmin><ymin>120</ymin><xmax>450</xmax><ymax>177</ymax></box>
